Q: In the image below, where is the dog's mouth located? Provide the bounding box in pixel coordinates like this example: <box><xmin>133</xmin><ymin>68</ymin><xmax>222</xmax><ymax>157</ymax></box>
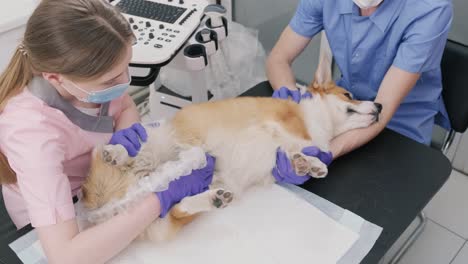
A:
<box><xmin>347</xmin><ymin>102</ymin><xmax>383</xmax><ymax>122</ymax></box>
<box><xmin>373</xmin><ymin>103</ymin><xmax>383</xmax><ymax>122</ymax></box>
<box><xmin>373</xmin><ymin>111</ymin><xmax>380</xmax><ymax>122</ymax></box>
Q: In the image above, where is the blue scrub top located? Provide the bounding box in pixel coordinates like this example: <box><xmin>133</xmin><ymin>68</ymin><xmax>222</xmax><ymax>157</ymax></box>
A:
<box><xmin>289</xmin><ymin>0</ymin><xmax>453</xmax><ymax>144</ymax></box>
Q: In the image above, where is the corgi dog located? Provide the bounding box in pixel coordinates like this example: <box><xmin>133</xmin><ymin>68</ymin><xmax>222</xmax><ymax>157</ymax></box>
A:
<box><xmin>80</xmin><ymin>80</ymin><xmax>381</xmax><ymax>241</ymax></box>
<box><xmin>80</xmin><ymin>32</ymin><xmax>381</xmax><ymax>241</ymax></box>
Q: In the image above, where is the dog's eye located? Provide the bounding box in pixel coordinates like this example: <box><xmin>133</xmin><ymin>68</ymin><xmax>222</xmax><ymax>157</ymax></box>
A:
<box><xmin>344</xmin><ymin>93</ymin><xmax>353</xmax><ymax>100</ymax></box>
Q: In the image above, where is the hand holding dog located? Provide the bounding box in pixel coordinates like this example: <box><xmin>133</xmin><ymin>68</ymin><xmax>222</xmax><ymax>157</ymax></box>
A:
<box><xmin>109</xmin><ymin>123</ymin><xmax>148</xmax><ymax>157</ymax></box>
<box><xmin>272</xmin><ymin>86</ymin><xmax>312</xmax><ymax>103</ymax></box>
<box><xmin>272</xmin><ymin>147</ymin><xmax>333</xmax><ymax>185</ymax></box>
<box><xmin>156</xmin><ymin>154</ymin><xmax>216</xmax><ymax>217</ymax></box>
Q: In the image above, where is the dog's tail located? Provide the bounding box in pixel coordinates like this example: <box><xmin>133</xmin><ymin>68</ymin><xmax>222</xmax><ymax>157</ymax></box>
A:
<box><xmin>314</xmin><ymin>31</ymin><xmax>333</xmax><ymax>86</ymax></box>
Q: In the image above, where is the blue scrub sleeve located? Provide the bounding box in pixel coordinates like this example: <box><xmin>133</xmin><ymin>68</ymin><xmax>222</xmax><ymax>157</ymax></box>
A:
<box><xmin>289</xmin><ymin>0</ymin><xmax>324</xmax><ymax>38</ymax></box>
<box><xmin>393</xmin><ymin>3</ymin><xmax>453</xmax><ymax>73</ymax></box>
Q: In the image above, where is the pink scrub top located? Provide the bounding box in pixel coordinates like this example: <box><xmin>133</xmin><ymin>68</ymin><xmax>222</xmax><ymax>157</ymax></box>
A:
<box><xmin>0</xmin><ymin>77</ymin><xmax>126</xmax><ymax>229</ymax></box>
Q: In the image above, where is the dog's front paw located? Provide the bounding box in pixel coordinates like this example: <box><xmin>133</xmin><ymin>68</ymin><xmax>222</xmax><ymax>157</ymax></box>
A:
<box><xmin>102</xmin><ymin>144</ymin><xmax>130</xmax><ymax>167</ymax></box>
<box><xmin>291</xmin><ymin>153</ymin><xmax>328</xmax><ymax>178</ymax></box>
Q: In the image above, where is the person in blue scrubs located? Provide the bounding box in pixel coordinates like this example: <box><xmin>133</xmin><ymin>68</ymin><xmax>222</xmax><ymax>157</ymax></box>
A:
<box><xmin>266</xmin><ymin>0</ymin><xmax>453</xmax><ymax>159</ymax></box>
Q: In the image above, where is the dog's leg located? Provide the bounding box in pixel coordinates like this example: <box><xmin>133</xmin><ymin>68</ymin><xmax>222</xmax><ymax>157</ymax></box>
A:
<box><xmin>141</xmin><ymin>189</ymin><xmax>233</xmax><ymax>242</ymax></box>
<box><xmin>290</xmin><ymin>152</ymin><xmax>328</xmax><ymax>178</ymax></box>
<box><xmin>140</xmin><ymin>214</ymin><xmax>199</xmax><ymax>242</ymax></box>
<box><xmin>102</xmin><ymin>124</ymin><xmax>181</xmax><ymax>178</ymax></box>
<box><xmin>101</xmin><ymin>143</ymin><xmax>177</xmax><ymax>178</ymax></box>
<box><xmin>171</xmin><ymin>188</ymin><xmax>234</xmax><ymax>217</ymax></box>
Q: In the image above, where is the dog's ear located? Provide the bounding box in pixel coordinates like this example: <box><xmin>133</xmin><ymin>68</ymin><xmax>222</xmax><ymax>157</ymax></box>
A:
<box><xmin>312</xmin><ymin>32</ymin><xmax>333</xmax><ymax>88</ymax></box>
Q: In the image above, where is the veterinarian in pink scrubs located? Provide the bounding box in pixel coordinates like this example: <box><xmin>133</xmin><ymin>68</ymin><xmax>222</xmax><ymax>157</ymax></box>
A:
<box><xmin>0</xmin><ymin>0</ymin><xmax>214</xmax><ymax>262</ymax></box>
<box><xmin>268</xmin><ymin>0</ymin><xmax>452</xmax><ymax>170</ymax></box>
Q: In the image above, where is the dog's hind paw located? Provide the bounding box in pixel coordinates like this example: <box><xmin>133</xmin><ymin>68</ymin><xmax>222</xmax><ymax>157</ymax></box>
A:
<box><xmin>174</xmin><ymin>188</ymin><xmax>234</xmax><ymax>216</ymax></box>
<box><xmin>212</xmin><ymin>189</ymin><xmax>233</xmax><ymax>209</ymax></box>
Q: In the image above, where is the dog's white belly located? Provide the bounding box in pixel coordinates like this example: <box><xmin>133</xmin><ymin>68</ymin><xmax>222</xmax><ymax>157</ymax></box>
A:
<box><xmin>201</xmin><ymin>122</ymin><xmax>310</xmax><ymax>194</ymax></box>
<box><xmin>145</xmin><ymin>121</ymin><xmax>312</xmax><ymax>195</ymax></box>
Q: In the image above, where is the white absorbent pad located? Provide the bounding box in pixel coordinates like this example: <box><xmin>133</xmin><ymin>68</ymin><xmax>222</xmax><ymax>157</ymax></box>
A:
<box><xmin>10</xmin><ymin>184</ymin><xmax>383</xmax><ymax>264</ymax></box>
<box><xmin>109</xmin><ymin>184</ymin><xmax>359</xmax><ymax>264</ymax></box>
<box><xmin>281</xmin><ymin>183</ymin><xmax>383</xmax><ymax>264</ymax></box>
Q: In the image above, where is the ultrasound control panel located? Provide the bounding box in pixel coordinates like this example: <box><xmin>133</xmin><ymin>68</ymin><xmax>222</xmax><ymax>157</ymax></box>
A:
<box><xmin>113</xmin><ymin>0</ymin><xmax>209</xmax><ymax>65</ymax></box>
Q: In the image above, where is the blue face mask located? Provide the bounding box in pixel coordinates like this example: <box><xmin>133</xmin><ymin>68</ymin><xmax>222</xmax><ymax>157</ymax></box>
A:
<box><xmin>62</xmin><ymin>70</ymin><xmax>131</xmax><ymax>104</ymax></box>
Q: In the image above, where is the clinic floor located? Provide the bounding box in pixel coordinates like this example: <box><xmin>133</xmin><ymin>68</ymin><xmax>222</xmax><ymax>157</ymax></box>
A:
<box><xmin>379</xmin><ymin>170</ymin><xmax>468</xmax><ymax>264</ymax></box>
<box><xmin>143</xmin><ymin>107</ymin><xmax>468</xmax><ymax>264</ymax></box>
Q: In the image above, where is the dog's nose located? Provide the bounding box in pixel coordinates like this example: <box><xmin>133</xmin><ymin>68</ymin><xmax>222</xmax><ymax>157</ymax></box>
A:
<box><xmin>374</xmin><ymin>103</ymin><xmax>383</xmax><ymax>113</ymax></box>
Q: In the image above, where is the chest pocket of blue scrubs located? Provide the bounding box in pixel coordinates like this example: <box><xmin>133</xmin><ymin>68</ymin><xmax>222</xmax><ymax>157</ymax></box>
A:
<box><xmin>369</xmin><ymin>39</ymin><xmax>391</xmax><ymax>92</ymax></box>
<box><xmin>370</xmin><ymin>53</ymin><xmax>388</xmax><ymax>90</ymax></box>
<box><xmin>349</xmin><ymin>15</ymin><xmax>388</xmax><ymax>99</ymax></box>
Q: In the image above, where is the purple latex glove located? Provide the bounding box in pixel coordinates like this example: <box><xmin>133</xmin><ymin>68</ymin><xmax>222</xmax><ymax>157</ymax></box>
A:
<box><xmin>156</xmin><ymin>154</ymin><xmax>216</xmax><ymax>218</ymax></box>
<box><xmin>272</xmin><ymin>86</ymin><xmax>301</xmax><ymax>103</ymax></box>
<box><xmin>272</xmin><ymin>86</ymin><xmax>312</xmax><ymax>103</ymax></box>
<box><xmin>301</xmin><ymin>91</ymin><xmax>313</xmax><ymax>100</ymax></box>
<box><xmin>302</xmin><ymin>146</ymin><xmax>333</xmax><ymax>166</ymax></box>
<box><xmin>109</xmin><ymin>123</ymin><xmax>148</xmax><ymax>157</ymax></box>
<box><xmin>272</xmin><ymin>147</ymin><xmax>333</xmax><ymax>185</ymax></box>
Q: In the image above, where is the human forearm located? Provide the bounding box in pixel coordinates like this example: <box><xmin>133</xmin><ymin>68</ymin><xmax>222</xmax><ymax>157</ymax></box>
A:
<box><xmin>266</xmin><ymin>26</ymin><xmax>312</xmax><ymax>91</ymax></box>
<box><xmin>39</xmin><ymin>194</ymin><xmax>160</xmax><ymax>264</ymax></box>
<box><xmin>330</xmin><ymin>66</ymin><xmax>420</xmax><ymax>159</ymax></box>
<box><xmin>266</xmin><ymin>55</ymin><xmax>298</xmax><ymax>91</ymax></box>
<box><xmin>115</xmin><ymin>93</ymin><xmax>141</xmax><ymax>130</ymax></box>
<box><xmin>329</xmin><ymin>122</ymin><xmax>384</xmax><ymax>158</ymax></box>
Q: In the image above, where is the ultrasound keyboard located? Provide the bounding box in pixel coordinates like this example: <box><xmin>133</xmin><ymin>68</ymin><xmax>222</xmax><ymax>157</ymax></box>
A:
<box><xmin>112</xmin><ymin>0</ymin><xmax>209</xmax><ymax>65</ymax></box>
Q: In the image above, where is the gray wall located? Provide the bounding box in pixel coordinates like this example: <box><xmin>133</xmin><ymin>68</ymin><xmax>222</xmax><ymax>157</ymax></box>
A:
<box><xmin>449</xmin><ymin>0</ymin><xmax>468</xmax><ymax>45</ymax></box>
<box><xmin>234</xmin><ymin>0</ymin><xmax>321</xmax><ymax>84</ymax></box>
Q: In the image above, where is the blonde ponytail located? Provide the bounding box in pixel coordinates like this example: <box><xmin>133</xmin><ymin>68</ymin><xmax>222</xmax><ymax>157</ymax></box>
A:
<box><xmin>0</xmin><ymin>46</ymin><xmax>33</xmax><ymax>183</ymax></box>
<box><xmin>0</xmin><ymin>46</ymin><xmax>33</xmax><ymax>110</ymax></box>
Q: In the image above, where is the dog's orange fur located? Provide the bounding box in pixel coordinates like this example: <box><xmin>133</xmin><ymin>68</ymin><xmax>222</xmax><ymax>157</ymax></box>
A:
<box><xmin>82</xmin><ymin>148</ymin><xmax>200</xmax><ymax>241</ymax></box>
<box><xmin>81</xmin><ymin>149</ymin><xmax>136</xmax><ymax>210</ymax></box>
<box><xmin>311</xmin><ymin>81</ymin><xmax>358</xmax><ymax>105</ymax></box>
<box><xmin>172</xmin><ymin>96</ymin><xmax>311</xmax><ymax>146</ymax></box>
<box><xmin>81</xmin><ymin>81</ymin><xmax>358</xmax><ymax>240</ymax></box>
